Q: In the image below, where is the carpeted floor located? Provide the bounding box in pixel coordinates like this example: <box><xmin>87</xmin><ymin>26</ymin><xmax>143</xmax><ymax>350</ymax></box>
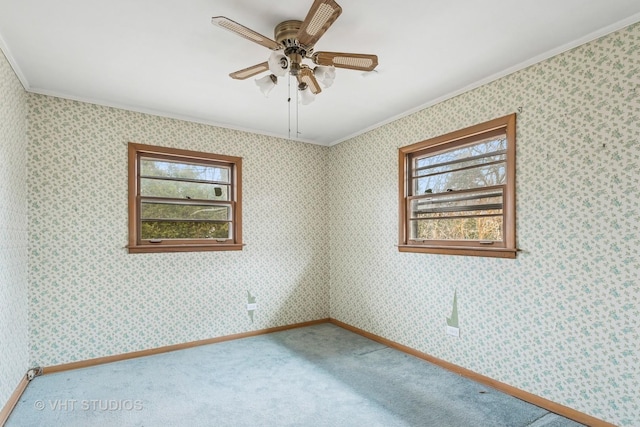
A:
<box><xmin>7</xmin><ymin>323</ymin><xmax>584</xmax><ymax>426</ymax></box>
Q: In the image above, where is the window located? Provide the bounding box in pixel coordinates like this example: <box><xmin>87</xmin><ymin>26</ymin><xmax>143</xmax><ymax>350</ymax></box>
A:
<box><xmin>128</xmin><ymin>143</ymin><xmax>243</xmax><ymax>253</ymax></box>
<box><xmin>398</xmin><ymin>114</ymin><xmax>516</xmax><ymax>258</ymax></box>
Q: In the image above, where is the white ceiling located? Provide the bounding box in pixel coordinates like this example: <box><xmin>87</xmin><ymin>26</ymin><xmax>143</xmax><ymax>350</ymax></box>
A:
<box><xmin>1</xmin><ymin>1</ymin><xmax>640</xmax><ymax>146</ymax></box>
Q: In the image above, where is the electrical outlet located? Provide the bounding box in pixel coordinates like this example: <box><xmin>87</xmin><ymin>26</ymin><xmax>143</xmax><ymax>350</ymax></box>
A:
<box><xmin>446</xmin><ymin>325</ymin><xmax>460</xmax><ymax>337</ymax></box>
<box><xmin>247</xmin><ymin>303</ymin><xmax>257</xmax><ymax>311</ymax></box>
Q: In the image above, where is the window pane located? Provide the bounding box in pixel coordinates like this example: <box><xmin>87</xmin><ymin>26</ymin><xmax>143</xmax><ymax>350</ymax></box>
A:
<box><xmin>141</xmin><ymin>158</ymin><xmax>230</xmax><ymax>183</ymax></box>
<box><xmin>410</xmin><ymin>216</ymin><xmax>503</xmax><ymax>241</ymax></box>
<box><xmin>141</xmin><ymin>178</ymin><xmax>229</xmax><ymax>200</ymax></box>
<box><xmin>141</xmin><ymin>202</ymin><xmax>230</xmax><ymax>221</ymax></box>
<box><xmin>413</xmin><ymin>137</ymin><xmax>507</xmax><ymax>194</ymax></box>
<box><xmin>414</xmin><ymin>163</ymin><xmax>505</xmax><ymax>194</ymax></box>
<box><xmin>414</xmin><ymin>152</ymin><xmax>506</xmax><ymax>177</ymax></box>
<box><xmin>409</xmin><ymin>188</ymin><xmax>504</xmax><ymax>241</ymax></box>
<box><xmin>141</xmin><ymin>221</ymin><xmax>230</xmax><ymax>239</ymax></box>
<box><xmin>410</xmin><ymin>189</ymin><xmax>503</xmax><ymax>219</ymax></box>
<box><xmin>415</xmin><ymin>137</ymin><xmax>506</xmax><ymax>170</ymax></box>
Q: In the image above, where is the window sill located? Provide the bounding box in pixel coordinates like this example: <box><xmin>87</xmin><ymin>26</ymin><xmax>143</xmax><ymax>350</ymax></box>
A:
<box><xmin>397</xmin><ymin>245</ymin><xmax>517</xmax><ymax>259</ymax></box>
<box><xmin>128</xmin><ymin>243</ymin><xmax>244</xmax><ymax>254</ymax></box>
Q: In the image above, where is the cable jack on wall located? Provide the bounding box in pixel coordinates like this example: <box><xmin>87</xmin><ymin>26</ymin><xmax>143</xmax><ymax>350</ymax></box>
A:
<box><xmin>27</xmin><ymin>367</ymin><xmax>43</xmax><ymax>381</ymax></box>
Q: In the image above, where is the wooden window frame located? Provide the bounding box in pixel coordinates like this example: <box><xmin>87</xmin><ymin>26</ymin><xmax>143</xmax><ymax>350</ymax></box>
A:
<box><xmin>398</xmin><ymin>114</ymin><xmax>517</xmax><ymax>259</ymax></box>
<box><xmin>128</xmin><ymin>143</ymin><xmax>243</xmax><ymax>254</ymax></box>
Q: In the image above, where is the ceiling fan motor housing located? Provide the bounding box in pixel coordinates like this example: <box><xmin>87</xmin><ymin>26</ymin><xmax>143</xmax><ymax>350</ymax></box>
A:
<box><xmin>275</xmin><ymin>20</ymin><xmax>311</xmax><ymax>76</ymax></box>
<box><xmin>274</xmin><ymin>20</ymin><xmax>304</xmax><ymax>47</ymax></box>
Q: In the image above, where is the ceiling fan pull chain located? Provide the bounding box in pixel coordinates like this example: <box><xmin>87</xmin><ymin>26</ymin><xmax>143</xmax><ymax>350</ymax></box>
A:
<box><xmin>296</xmin><ymin>85</ymin><xmax>300</xmax><ymax>139</ymax></box>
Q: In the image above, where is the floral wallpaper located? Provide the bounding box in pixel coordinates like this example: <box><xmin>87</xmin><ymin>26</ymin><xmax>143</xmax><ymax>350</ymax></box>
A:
<box><xmin>329</xmin><ymin>22</ymin><xmax>640</xmax><ymax>426</ymax></box>
<box><xmin>27</xmin><ymin>95</ymin><xmax>330</xmax><ymax>366</ymax></box>
<box><xmin>0</xmin><ymin>48</ymin><xmax>29</xmax><ymax>410</ymax></box>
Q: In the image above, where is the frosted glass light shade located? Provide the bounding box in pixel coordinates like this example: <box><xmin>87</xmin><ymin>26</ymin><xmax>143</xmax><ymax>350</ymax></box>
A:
<box><xmin>298</xmin><ymin>86</ymin><xmax>316</xmax><ymax>105</ymax></box>
<box><xmin>268</xmin><ymin>51</ymin><xmax>289</xmax><ymax>77</ymax></box>
<box><xmin>314</xmin><ymin>65</ymin><xmax>336</xmax><ymax>88</ymax></box>
<box><xmin>255</xmin><ymin>74</ymin><xmax>277</xmax><ymax>97</ymax></box>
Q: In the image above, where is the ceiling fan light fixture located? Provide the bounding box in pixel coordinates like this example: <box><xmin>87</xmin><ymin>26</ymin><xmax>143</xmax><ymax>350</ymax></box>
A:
<box><xmin>298</xmin><ymin>83</ymin><xmax>316</xmax><ymax>105</ymax></box>
<box><xmin>313</xmin><ymin>65</ymin><xmax>336</xmax><ymax>88</ymax></box>
<box><xmin>213</xmin><ymin>0</ymin><xmax>378</xmax><ymax>126</ymax></box>
<box><xmin>268</xmin><ymin>51</ymin><xmax>289</xmax><ymax>77</ymax></box>
<box><xmin>256</xmin><ymin>74</ymin><xmax>277</xmax><ymax>97</ymax></box>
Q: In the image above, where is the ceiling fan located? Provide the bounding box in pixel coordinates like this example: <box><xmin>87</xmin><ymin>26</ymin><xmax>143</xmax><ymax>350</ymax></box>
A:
<box><xmin>211</xmin><ymin>0</ymin><xmax>378</xmax><ymax>103</ymax></box>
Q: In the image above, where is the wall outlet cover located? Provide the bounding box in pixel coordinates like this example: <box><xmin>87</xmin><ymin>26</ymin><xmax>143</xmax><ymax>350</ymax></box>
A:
<box><xmin>446</xmin><ymin>325</ymin><xmax>460</xmax><ymax>337</ymax></box>
<box><xmin>247</xmin><ymin>291</ymin><xmax>257</xmax><ymax>323</ymax></box>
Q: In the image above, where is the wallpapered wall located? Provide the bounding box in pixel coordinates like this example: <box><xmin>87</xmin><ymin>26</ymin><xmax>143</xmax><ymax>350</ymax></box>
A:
<box><xmin>0</xmin><ymin>49</ymin><xmax>29</xmax><ymax>410</ymax></box>
<box><xmin>329</xmin><ymin>23</ymin><xmax>640</xmax><ymax>426</ymax></box>
<box><xmin>3</xmin><ymin>19</ymin><xmax>637</xmax><ymax>427</ymax></box>
<box><xmin>27</xmin><ymin>95</ymin><xmax>330</xmax><ymax>366</ymax></box>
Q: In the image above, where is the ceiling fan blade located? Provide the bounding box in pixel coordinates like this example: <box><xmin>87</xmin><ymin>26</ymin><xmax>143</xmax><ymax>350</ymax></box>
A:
<box><xmin>297</xmin><ymin>67</ymin><xmax>322</xmax><ymax>94</ymax></box>
<box><xmin>312</xmin><ymin>52</ymin><xmax>378</xmax><ymax>71</ymax></box>
<box><xmin>297</xmin><ymin>0</ymin><xmax>342</xmax><ymax>47</ymax></box>
<box><xmin>212</xmin><ymin>17</ymin><xmax>280</xmax><ymax>50</ymax></box>
<box><xmin>229</xmin><ymin>62</ymin><xmax>269</xmax><ymax>80</ymax></box>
